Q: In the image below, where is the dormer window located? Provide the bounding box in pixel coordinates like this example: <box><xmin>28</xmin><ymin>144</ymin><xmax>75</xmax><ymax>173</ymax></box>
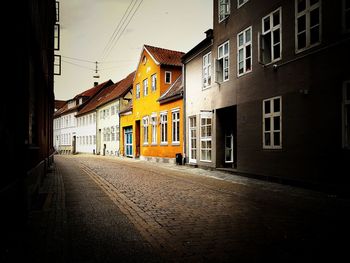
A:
<box><xmin>67</xmin><ymin>100</ymin><xmax>76</xmax><ymax>109</ymax></box>
<box><xmin>79</xmin><ymin>98</ymin><xmax>83</xmax><ymax>105</ymax></box>
<box><xmin>165</xmin><ymin>71</ymin><xmax>172</xmax><ymax>84</ymax></box>
<box><xmin>219</xmin><ymin>0</ymin><xmax>230</xmax><ymax>23</ymax></box>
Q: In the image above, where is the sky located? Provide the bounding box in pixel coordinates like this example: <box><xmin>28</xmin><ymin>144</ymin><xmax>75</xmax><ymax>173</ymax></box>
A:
<box><xmin>54</xmin><ymin>0</ymin><xmax>213</xmax><ymax>100</ymax></box>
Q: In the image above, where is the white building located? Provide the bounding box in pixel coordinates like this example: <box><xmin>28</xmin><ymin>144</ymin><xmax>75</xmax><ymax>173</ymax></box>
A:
<box><xmin>75</xmin><ymin>112</ymin><xmax>97</xmax><ymax>154</ymax></box>
<box><xmin>53</xmin><ymin>80</ymin><xmax>113</xmax><ymax>154</ymax></box>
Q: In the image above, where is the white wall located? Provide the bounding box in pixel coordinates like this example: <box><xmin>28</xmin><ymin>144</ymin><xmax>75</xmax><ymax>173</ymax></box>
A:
<box><xmin>76</xmin><ymin>112</ymin><xmax>97</xmax><ymax>154</ymax></box>
<box><xmin>97</xmin><ymin>100</ymin><xmax>120</xmax><ymax>156</ymax></box>
<box><xmin>54</xmin><ymin>112</ymin><xmax>77</xmax><ymax>153</ymax></box>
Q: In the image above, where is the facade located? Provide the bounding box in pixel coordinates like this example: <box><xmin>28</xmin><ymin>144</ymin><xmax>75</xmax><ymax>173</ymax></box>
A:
<box><xmin>1</xmin><ymin>0</ymin><xmax>56</xmax><ymax>256</ymax></box>
<box><xmin>120</xmin><ymin>45</ymin><xmax>184</xmax><ymax>163</ymax></box>
<box><xmin>53</xmin><ymin>80</ymin><xmax>113</xmax><ymax>154</ymax></box>
<box><xmin>183</xmin><ymin>0</ymin><xmax>350</xmax><ymax>187</ymax></box>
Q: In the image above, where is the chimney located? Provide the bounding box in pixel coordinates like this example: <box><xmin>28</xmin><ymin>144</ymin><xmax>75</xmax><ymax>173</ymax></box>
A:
<box><xmin>94</xmin><ymin>82</ymin><xmax>98</xmax><ymax>86</ymax></box>
<box><xmin>205</xmin><ymin>29</ymin><xmax>213</xmax><ymax>39</ymax></box>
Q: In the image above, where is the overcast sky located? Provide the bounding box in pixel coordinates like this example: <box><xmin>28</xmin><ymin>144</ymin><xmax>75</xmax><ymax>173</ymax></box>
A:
<box><xmin>54</xmin><ymin>0</ymin><xmax>213</xmax><ymax>100</ymax></box>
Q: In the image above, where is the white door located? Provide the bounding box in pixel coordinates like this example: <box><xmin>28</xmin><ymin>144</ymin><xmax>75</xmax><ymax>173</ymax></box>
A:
<box><xmin>189</xmin><ymin>116</ymin><xmax>197</xmax><ymax>163</ymax></box>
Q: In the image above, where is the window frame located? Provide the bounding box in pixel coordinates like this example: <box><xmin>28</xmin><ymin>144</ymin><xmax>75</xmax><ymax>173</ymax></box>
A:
<box><xmin>151</xmin><ymin>114</ymin><xmax>157</xmax><ymax>145</ymax></box>
<box><xmin>136</xmin><ymin>83</ymin><xmax>140</xmax><ymax>99</ymax></box>
<box><xmin>142</xmin><ymin>116</ymin><xmax>149</xmax><ymax>145</ymax></box>
<box><xmin>216</xmin><ymin>40</ymin><xmax>230</xmax><ymax>82</ymax></box>
<box><xmin>263</xmin><ymin>96</ymin><xmax>282</xmax><ymax>149</ymax></box>
<box><xmin>260</xmin><ymin>7</ymin><xmax>282</xmax><ymax>65</ymax></box>
<box><xmin>151</xmin><ymin>73</ymin><xmax>157</xmax><ymax>91</ymax></box>
<box><xmin>237</xmin><ymin>0</ymin><xmax>249</xmax><ymax>9</ymax></box>
<box><xmin>171</xmin><ymin>109</ymin><xmax>180</xmax><ymax>145</ymax></box>
<box><xmin>200</xmin><ymin>112</ymin><xmax>212</xmax><ymax>162</ymax></box>
<box><xmin>295</xmin><ymin>0</ymin><xmax>322</xmax><ymax>53</ymax></box>
<box><xmin>237</xmin><ymin>26</ymin><xmax>252</xmax><ymax>77</ymax></box>
<box><xmin>160</xmin><ymin>112</ymin><xmax>168</xmax><ymax>145</ymax></box>
<box><xmin>165</xmin><ymin>71</ymin><xmax>172</xmax><ymax>84</ymax></box>
<box><xmin>219</xmin><ymin>0</ymin><xmax>230</xmax><ymax>23</ymax></box>
<box><xmin>203</xmin><ymin>52</ymin><xmax>212</xmax><ymax>89</ymax></box>
<box><xmin>143</xmin><ymin>78</ymin><xmax>148</xmax><ymax>96</ymax></box>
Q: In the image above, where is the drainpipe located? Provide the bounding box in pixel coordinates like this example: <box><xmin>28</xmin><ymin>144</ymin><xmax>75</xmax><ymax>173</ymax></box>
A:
<box><xmin>182</xmin><ymin>64</ymin><xmax>187</xmax><ymax>164</ymax></box>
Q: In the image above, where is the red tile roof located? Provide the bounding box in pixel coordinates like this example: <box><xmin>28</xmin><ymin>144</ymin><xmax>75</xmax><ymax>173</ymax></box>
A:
<box><xmin>77</xmin><ymin>72</ymin><xmax>135</xmax><ymax>116</ymax></box>
<box><xmin>54</xmin><ymin>100</ymin><xmax>66</xmax><ymax>110</ymax></box>
<box><xmin>158</xmin><ymin>75</ymin><xmax>183</xmax><ymax>104</ymax></box>
<box><xmin>144</xmin><ymin>45</ymin><xmax>184</xmax><ymax>67</ymax></box>
<box><xmin>54</xmin><ymin>80</ymin><xmax>113</xmax><ymax>117</ymax></box>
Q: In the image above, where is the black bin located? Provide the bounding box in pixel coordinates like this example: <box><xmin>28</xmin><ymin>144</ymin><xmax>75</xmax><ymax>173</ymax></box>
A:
<box><xmin>175</xmin><ymin>153</ymin><xmax>182</xmax><ymax>165</ymax></box>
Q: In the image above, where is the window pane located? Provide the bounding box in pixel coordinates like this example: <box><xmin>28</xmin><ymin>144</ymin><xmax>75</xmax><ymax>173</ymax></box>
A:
<box><xmin>297</xmin><ymin>0</ymin><xmax>306</xmax><ymax>13</ymax></box>
<box><xmin>239</xmin><ymin>62</ymin><xmax>244</xmax><ymax>74</ymax></box>
<box><xmin>273</xmin><ymin>29</ymin><xmax>280</xmax><ymax>44</ymax></box>
<box><xmin>245</xmin><ymin>45</ymin><xmax>251</xmax><ymax>57</ymax></box>
<box><xmin>273</xmin><ymin>44</ymin><xmax>281</xmax><ymax>59</ymax></box>
<box><xmin>263</xmin><ymin>17</ymin><xmax>270</xmax><ymax>32</ymax></box>
<box><xmin>245</xmin><ymin>28</ymin><xmax>251</xmax><ymax>42</ymax></box>
<box><xmin>274</xmin><ymin>132</ymin><xmax>281</xmax><ymax>146</ymax></box>
<box><xmin>264</xmin><ymin>100</ymin><xmax>271</xmax><ymax>114</ymax></box>
<box><xmin>274</xmin><ymin>98</ymin><xmax>280</xmax><ymax>112</ymax></box>
<box><xmin>273</xmin><ymin>10</ymin><xmax>280</xmax><ymax>26</ymax></box>
<box><xmin>297</xmin><ymin>15</ymin><xmax>306</xmax><ymax>33</ymax></box>
<box><xmin>298</xmin><ymin>32</ymin><xmax>306</xmax><ymax>49</ymax></box>
<box><xmin>265</xmin><ymin>118</ymin><xmax>271</xmax><ymax>131</ymax></box>
<box><xmin>219</xmin><ymin>46</ymin><xmax>223</xmax><ymax>57</ymax></box>
<box><xmin>238</xmin><ymin>34</ymin><xmax>244</xmax><ymax>46</ymax></box>
<box><xmin>239</xmin><ymin>49</ymin><xmax>243</xmax><ymax>61</ymax></box>
<box><xmin>310</xmin><ymin>8</ymin><xmax>319</xmax><ymax>27</ymax></box>
<box><xmin>265</xmin><ymin>133</ymin><xmax>271</xmax><ymax>146</ymax></box>
<box><xmin>246</xmin><ymin>57</ymin><xmax>251</xmax><ymax>71</ymax></box>
<box><xmin>224</xmin><ymin>42</ymin><xmax>229</xmax><ymax>55</ymax></box>
<box><xmin>310</xmin><ymin>0</ymin><xmax>319</xmax><ymax>6</ymax></box>
<box><xmin>274</xmin><ymin>116</ymin><xmax>280</xmax><ymax>130</ymax></box>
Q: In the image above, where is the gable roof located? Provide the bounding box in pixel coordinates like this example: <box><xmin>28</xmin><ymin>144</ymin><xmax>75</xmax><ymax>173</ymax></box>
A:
<box><xmin>54</xmin><ymin>80</ymin><xmax>113</xmax><ymax>118</ymax></box>
<box><xmin>54</xmin><ymin>100</ymin><xmax>66</xmax><ymax>111</ymax></box>
<box><xmin>158</xmin><ymin>75</ymin><xmax>183</xmax><ymax>104</ymax></box>
<box><xmin>144</xmin><ymin>45</ymin><xmax>184</xmax><ymax>67</ymax></box>
<box><xmin>76</xmin><ymin>72</ymin><xmax>135</xmax><ymax>117</ymax></box>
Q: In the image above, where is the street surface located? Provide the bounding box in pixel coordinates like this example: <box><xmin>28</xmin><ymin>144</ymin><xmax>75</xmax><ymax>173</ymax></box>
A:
<box><xmin>27</xmin><ymin>155</ymin><xmax>350</xmax><ymax>262</ymax></box>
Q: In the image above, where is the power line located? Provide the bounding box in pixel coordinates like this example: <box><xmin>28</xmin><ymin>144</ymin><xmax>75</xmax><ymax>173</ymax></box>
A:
<box><xmin>61</xmin><ymin>55</ymin><xmax>95</xmax><ymax>63</ymax></box>
<box><xmin>101</xmin><ymin>0</ymin><xmax>144</xmax><ymax>61</ymax></box>
<box><xmin>62</xmin><ymin>60</ymin><xmax>95</xmax><ymax>71</ymax></box>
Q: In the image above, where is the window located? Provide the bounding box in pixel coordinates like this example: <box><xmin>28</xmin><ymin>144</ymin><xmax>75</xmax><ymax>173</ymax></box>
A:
<box><xmin>111</xmin><ymin>126</ymin><xmax>115</xmax><ymax>141</ymax></box>
<box><xmin>111</xmin><ymin>106</ymin><xmax>115</xmax><ymax>115</ymax></box>
<box><xmin>150</xmin><ymin>115</ymin><xmax>157</xmax><ymax>145</ymax></box>
<box><xmin>295</xmin><ymin>0</ymin><xmax>321</xmax><ymax>52</ymax></box>
<box><xmin>189</xmin><ymin>116</ymin><xmax>197</xmax><ymax>163</ymax></box>
<box><xmin>143</xmin><ymin>78</ymin><xmax>148</xmax><ymax>96</ymax></box>
<box><xmin>225</xmin><ymin>134</ymin><xmax>233</xmax><ymax>163</ymax></box>
<box><xmin>89</xmin><ymin>136</ymin><xmax>92</xmax><ymax>145</ymax></box>
<box><xmin>260</xmin><ymin>8</ymin><xmax>282</xmax><ymax>64</ymax></box>
<box><xmin>93</xmin><ymin>113</ymin><xmax>96</xmax><ymax>123</ymax></box>
<box><xmin>203</xmin><ymin>52</ymin><xmax>212</xmax><ymax>89</ymax></box>
<box><xmin>165</xmin><ymin>71</ymin><xmax>172</xmax><ymax>84</ymax></box>
<box><xmin>142</xmin><ymin>116</ymin><xmax>149</xmax><ymax>145</ymax></box>
<box><xmin>93</xmin><ymin>135</ymin><xmax>96</xmax><ymax>144</ymax></box>
<box><xmin>237</xmin><ymin>27</ymin><xmax>252</xmax><ymax>76</ymax></box>
<box><xmin>151</xmin><ymin>74</ymin><xmax>157</xmax><ymax>91</ymax></box>
<box><xmin>107</xmin><ymin>128</ymin><xmax>111</xmax><ymax>141</ymax></box>
<box><xmin>343</xmin><ymin>0</ymin><xmax>350</xmax><ymax>32</ymax></box>
<box><xmin>238</xmin><ymin>0</ymin><xmax>249</xmax><ymax>8</ymax></box>
<box><xmin>343</xmin><ymin>81</ymin><xmax>350</xmax><ymax>148</ymax></box>
<box><xmin>200</xmin><ymin>112</ymin><xmax>212</xmax><ymax>162</ymax></box>
<box><xmin>172</xmin><ymin>110</ymin><xmax>180</xmax><ymax>144</ymax></box>
<box><xmin>160</xmin><ymin>112</ymin><xmax>168</xmax><ymax>144</ymax></box>
<box><xmin>103</xmin><ymin>128</ymin><xmax>106</xmax><ymax>141</ymax></box>
<box><xmin>263</xmin><ymin>96</ymin><xmax>282</xmax><ymax>149</ymax></box>
<box><xmin>136</xmin><ymin>83</ymin><xmax>140</xmax><ymax>99</ymax></box>
<box><xmin>216</xmin><ymin>41</ymin><xmax>229</xmax><ymax>82</ymax></box>
<box><xmin>116</xmin><ymin>125</ymin><xmax>120</xmax><ymax>141</ymax></box>
<box><xmin>219</xmin><ymin>0</ymin><xmax>230</xmax><ymax>22</ymax></box>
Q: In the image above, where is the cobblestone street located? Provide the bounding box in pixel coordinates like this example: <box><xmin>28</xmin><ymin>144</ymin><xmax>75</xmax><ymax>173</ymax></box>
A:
<box><xmin>27</xmin><ymin>154</ymin><xmax>350</xmax><ymax>262</ymax></box>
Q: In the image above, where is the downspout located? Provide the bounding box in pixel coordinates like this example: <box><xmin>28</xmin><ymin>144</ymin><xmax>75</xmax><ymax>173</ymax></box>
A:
<box><xmin>182</xmin><ymin>64</ymin><xmax>187</xmax><ymax>164</ymax></box>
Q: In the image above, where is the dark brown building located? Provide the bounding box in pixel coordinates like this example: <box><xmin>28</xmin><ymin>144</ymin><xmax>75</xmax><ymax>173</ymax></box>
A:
<box><xmin>184</xmin><ymin>0</ymin><xmax>350</xmax><ymax>192</ymax></box>
<box><xmin>1</xmin><ymin>0</ymin><xmax>56</xmax><ymax>258</ymax></box>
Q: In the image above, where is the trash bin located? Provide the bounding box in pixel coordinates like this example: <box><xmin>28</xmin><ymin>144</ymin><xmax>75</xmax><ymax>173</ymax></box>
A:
<box><xmin>175</xmin><ymin>153</ymin><xmax>182</xmax><ymax>165</ymax></box>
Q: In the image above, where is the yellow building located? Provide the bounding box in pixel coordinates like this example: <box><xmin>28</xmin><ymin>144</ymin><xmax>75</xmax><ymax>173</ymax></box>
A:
<box><xmin>120</xmin><ymin>45</ymin><xmax>184</xmax><ymax>163</ymax></box>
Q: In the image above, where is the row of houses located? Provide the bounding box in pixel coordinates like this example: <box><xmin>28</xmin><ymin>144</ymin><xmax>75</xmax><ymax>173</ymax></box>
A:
<box><xmin>54</xmin><ymin>0</ymin><xmax>350</xmax><ymax>189</ymax></box>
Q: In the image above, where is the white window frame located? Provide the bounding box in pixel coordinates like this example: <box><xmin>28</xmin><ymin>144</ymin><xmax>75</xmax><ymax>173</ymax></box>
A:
<box><xmin>151</xmin><ymin>114</ymin><xmax>157</xmax><ymax>145</ymax></box>
<box><xmin>203</xmin><ymin>52</ymin><xmax>212</xmax><ymax>89</ymax></box>
<box><xmin>237</xmin><ymin>26</ymin><xmax>252</xmax><ymax>77</ymax></box>
<box><xmin>151</xmin><ymin>73</ymin><xmax>157</xmax><ymax>91</ymax></box>
<box><xmin>237</xmin><ymin>0</ymin><xmax>249</xmax><ymax>9</ymax></box>
<box><xmin>295</xmin><ymin>0</ymin><xmax>321</xmax><ymax>53</ymax></box>
<box><xmin>216</xmin><ymin>41</ymin><xmax>229</xmax><ymax>82</ymax></box>
<box><xmin>142</xmin><ymin>116</ymin><xmax>149</xmax><ymax>145</ymax></box>
<box><xmin>260</xmin><ymin>7</ymin><xmax>282</xmax><ymax>65</ymax></box>
<box><xmin>219</xmin><ymin>0</ymin><xmax>230</xmax><ymax>23</ymax></box>
<box><xmin>143</xmin><ymin>78</ymin><xmax>148</xmax><ymax>96</ymax></box>
<box><xmin>172</xmin><ymin>109</ymin><xmax>180</xmax><ymax>145</ymax></box>
<box><xmin>160</xmin><ymin>112</ymin><xmax>168</xmax><ymax>145</ymax></box>
<box><xmin>225</xmin><ymin>133</ymin><xmax>234</xmax><ymax>163</ymax></box>
<box><xmin>263</xmin><ymin>96</ymin><xmax>282</xmax><ymax>149</ymax></box>
<box><xmin>136</xmin><ymin>83</ymin><xmax>140</xmax><ymax>99</ymax></box>
<box><xmin>165</xmin><ymin>71</ymin><xmax>172</xmax><ymax>84</ymax></box>
<box><xmin>200</xmin><ymin>111</ymin><xmax>212</xmax><ymax>162</ymax></box>
<box><xmin>188</xmin><ymin>116</ymin><xmax>197</xmax><ymax>164</ymax></box>
<box><xmin>343</xmin><ymin>0</ymin><xmax>350</xmax><ymax>33</ymax></box>
<box><xmin>343</xmin><ymin>81</ymin><xmax>350</xmax><ymax>148</ymax></box>
<box><xmin>116</xmin><ymin>125</ymin><xmax>120</xmax><ymax>141</ymax></box>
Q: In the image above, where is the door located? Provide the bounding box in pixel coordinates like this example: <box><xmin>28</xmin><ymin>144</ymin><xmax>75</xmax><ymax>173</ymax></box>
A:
<box><xmin>189</xmin><ymin>116</ymin><xmax>197</xmax><ymax>163</ymax></box>
<box><xmin>225</xmin><ymin>133</ymin><xmax>233</xmax><ymax>163</ymax></box>
<box><xmin>124</xmin><ymin>127</ymin><xmax>133</xmax><ymax>157</ymax></box>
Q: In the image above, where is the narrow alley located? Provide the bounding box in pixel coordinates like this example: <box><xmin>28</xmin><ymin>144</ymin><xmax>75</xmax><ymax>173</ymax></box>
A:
<box><xmin>24</xmin><ymin>155</ymin><xmax>350</xmax><ymax>262</ymax></box>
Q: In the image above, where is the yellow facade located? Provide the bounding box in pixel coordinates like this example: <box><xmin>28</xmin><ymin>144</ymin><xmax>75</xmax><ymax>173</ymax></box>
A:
<box><xmin>120</xmin><ymin>47</ymin><xmax>183</xmax><ymax>160</ymax></box>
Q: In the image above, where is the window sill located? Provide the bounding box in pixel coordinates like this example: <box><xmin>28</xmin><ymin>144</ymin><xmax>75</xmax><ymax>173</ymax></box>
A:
<box><xmin>171</xmin><ymin>142</ymin><xmax>180</xmax><ymax>146</ymax></box>
<box><xmin>160</xmin><ymin>143</ymin><xmax>168</xmax><ymax>146</ymax></box>
<box><xmin>200</xmin><ymin>160</ymin><xmax>212</xmax><ymax>163</ymax></box>
<box><xmin>295</xmin><ymin>42</ymin><xmax>321</xmax><ymax>54</ymax></box>
<box><xmin>237</xmin><ymin>70</ymin><xmax>252</xmax><ymax>78</ymax></box>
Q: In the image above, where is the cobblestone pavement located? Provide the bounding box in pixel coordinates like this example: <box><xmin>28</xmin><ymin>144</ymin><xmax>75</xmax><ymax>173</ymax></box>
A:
<box><xmin>53</xmin><ymin>154</ymin><xmax>350</xmax><ymax>263</ymax></box>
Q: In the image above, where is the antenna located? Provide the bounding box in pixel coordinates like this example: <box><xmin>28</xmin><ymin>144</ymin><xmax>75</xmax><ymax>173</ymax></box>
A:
<box><xmin>93</xmin><ymin>61</ymin><xmax>100</xmax><ymax>78</ymax></box>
